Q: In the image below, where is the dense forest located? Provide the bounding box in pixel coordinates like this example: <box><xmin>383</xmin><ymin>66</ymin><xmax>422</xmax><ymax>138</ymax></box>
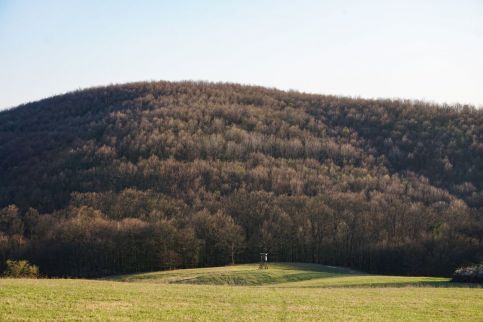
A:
<box><xmin>0</xmin><ymin>81</ymin><xmax>482</xmax><ymax>277</ymax></box>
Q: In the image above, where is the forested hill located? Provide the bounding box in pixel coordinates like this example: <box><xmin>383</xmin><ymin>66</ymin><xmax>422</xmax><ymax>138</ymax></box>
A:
<box><xmin>0</xmin><ymin>81</ymin><xmax>482</xmax><ymax>277</ymax></box>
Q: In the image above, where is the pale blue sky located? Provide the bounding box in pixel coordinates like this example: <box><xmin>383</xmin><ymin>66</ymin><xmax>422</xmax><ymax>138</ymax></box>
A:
<box><xmin>1</xmin><ymin>0</ymin><xmax>482</xmax><ymax>110</ymax></box>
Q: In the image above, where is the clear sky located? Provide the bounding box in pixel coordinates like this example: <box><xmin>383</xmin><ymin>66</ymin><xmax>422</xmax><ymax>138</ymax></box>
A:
<box><xmin>1</xmin><ymin>0</ymin><xmax>482</xmax><ymax>110</ymax></box>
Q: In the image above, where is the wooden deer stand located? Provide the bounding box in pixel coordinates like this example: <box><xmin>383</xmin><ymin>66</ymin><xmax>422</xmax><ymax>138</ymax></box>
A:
<box><xmin>259</xmin><ymin>252</ymin><xmax>268</xmax><ymax>269</ymax></box>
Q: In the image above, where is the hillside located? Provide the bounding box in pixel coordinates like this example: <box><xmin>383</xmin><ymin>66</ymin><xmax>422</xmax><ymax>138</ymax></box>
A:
<box><xmin>0</xmin><ymin>81</ymin><xmax>482</xmax><ymax>277</ymax></box>
<box><xmin>108</xmin><ymin>263</ymin><xmax>448</xmax><ymax>288</ymax></box>
<box><xmin>1</xmin><ymin>264</ymin><xmax>481</xmax><ymax>321</ymax></box>
<box><xmin>108</xmin><ymin>263</ymin><xmax>360</xmax><ymax>285</ymax></box>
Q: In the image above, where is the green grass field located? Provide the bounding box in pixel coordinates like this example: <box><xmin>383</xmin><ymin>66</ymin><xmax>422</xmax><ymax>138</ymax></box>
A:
<box><xmin>1</xmin><ymin>263</ymin><xmax>482</xmax><ymax>321</ymax></box>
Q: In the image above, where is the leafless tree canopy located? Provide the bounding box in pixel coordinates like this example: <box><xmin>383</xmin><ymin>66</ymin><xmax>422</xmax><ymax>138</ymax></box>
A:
<box><xmin>0</xmin><ymin>81</ymin><xmax>481</xmax><ymax>277</ymax></box>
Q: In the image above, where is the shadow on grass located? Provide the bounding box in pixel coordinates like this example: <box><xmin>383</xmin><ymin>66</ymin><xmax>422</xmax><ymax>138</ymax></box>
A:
<box><xmin>286</xmin><ymin>280</ymin><xmax>482</xmax><ymax>289</ymax></box>
<box><xmin>174</xmin><ymin>271</ymin><xmax>339</xmax><ymax>286</ymax></box>
<box><xmin>366</xmin><ymin>281</ymin><xmax>482</xmax><ymax>288</ymax></box>
<box><xmin>272</xmin><ymin>262</ymin><xmax>362</xmax><ymax>274</ymax></box>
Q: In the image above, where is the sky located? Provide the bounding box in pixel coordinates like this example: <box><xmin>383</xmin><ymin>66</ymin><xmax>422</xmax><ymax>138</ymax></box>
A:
<box><xmin>0</xmin><ymin>0</ymin><xmax>482</xmax><ymax>110</ymax></box>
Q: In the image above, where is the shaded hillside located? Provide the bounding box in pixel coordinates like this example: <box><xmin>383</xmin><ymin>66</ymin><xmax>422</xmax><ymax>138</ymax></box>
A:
<box><xmin>0</xmin><ymin>81</ymin><xmax>482</xmax><ymax>277</ymax></box>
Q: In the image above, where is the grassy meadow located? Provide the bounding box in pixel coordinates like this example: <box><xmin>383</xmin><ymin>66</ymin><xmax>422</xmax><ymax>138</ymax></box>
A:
<box><xmin>1</xmin><ymin>263</ymin><xmax>482</xmax><ymax>321</ymax></box>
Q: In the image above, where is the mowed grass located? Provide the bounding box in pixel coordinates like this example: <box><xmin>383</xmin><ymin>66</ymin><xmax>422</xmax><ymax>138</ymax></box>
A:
<box><xmin>1</xmin><ymin>263</ymin><xmax>482</xmax><ymax>321</ymax></box>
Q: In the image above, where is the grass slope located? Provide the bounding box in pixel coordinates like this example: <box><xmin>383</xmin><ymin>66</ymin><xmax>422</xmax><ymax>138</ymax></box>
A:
<box><xmin>109</xmin><ymin>262</ymin><xmax>454</xmax><ymax>288</ymax></box>
<box><xmin>1</xmin><ymin>263</ymin><xmax>482</xmax><ymax>321</ymax></box>
<box><xmin>108</xmin><ymin>263</ymin><xmax>359</xmax><ymax>285</ymax></box>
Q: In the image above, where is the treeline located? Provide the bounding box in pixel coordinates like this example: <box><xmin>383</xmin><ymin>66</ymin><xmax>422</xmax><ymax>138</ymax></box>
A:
<box><xmin>1</xmin><ymin>188</ymin><xmax>481</xmax><ymax>277</ymax></box>
<box><xmin>0</xmin><ymin>81</ymin><xmax>482</xmax><ymax>277</ymax></box>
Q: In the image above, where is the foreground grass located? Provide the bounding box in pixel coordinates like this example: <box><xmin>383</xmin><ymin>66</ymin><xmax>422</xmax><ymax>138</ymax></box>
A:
<box><xmin>1</xmin><ymin>263</ymin><xmax>482</xmax><ymax>321</ymax></box>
